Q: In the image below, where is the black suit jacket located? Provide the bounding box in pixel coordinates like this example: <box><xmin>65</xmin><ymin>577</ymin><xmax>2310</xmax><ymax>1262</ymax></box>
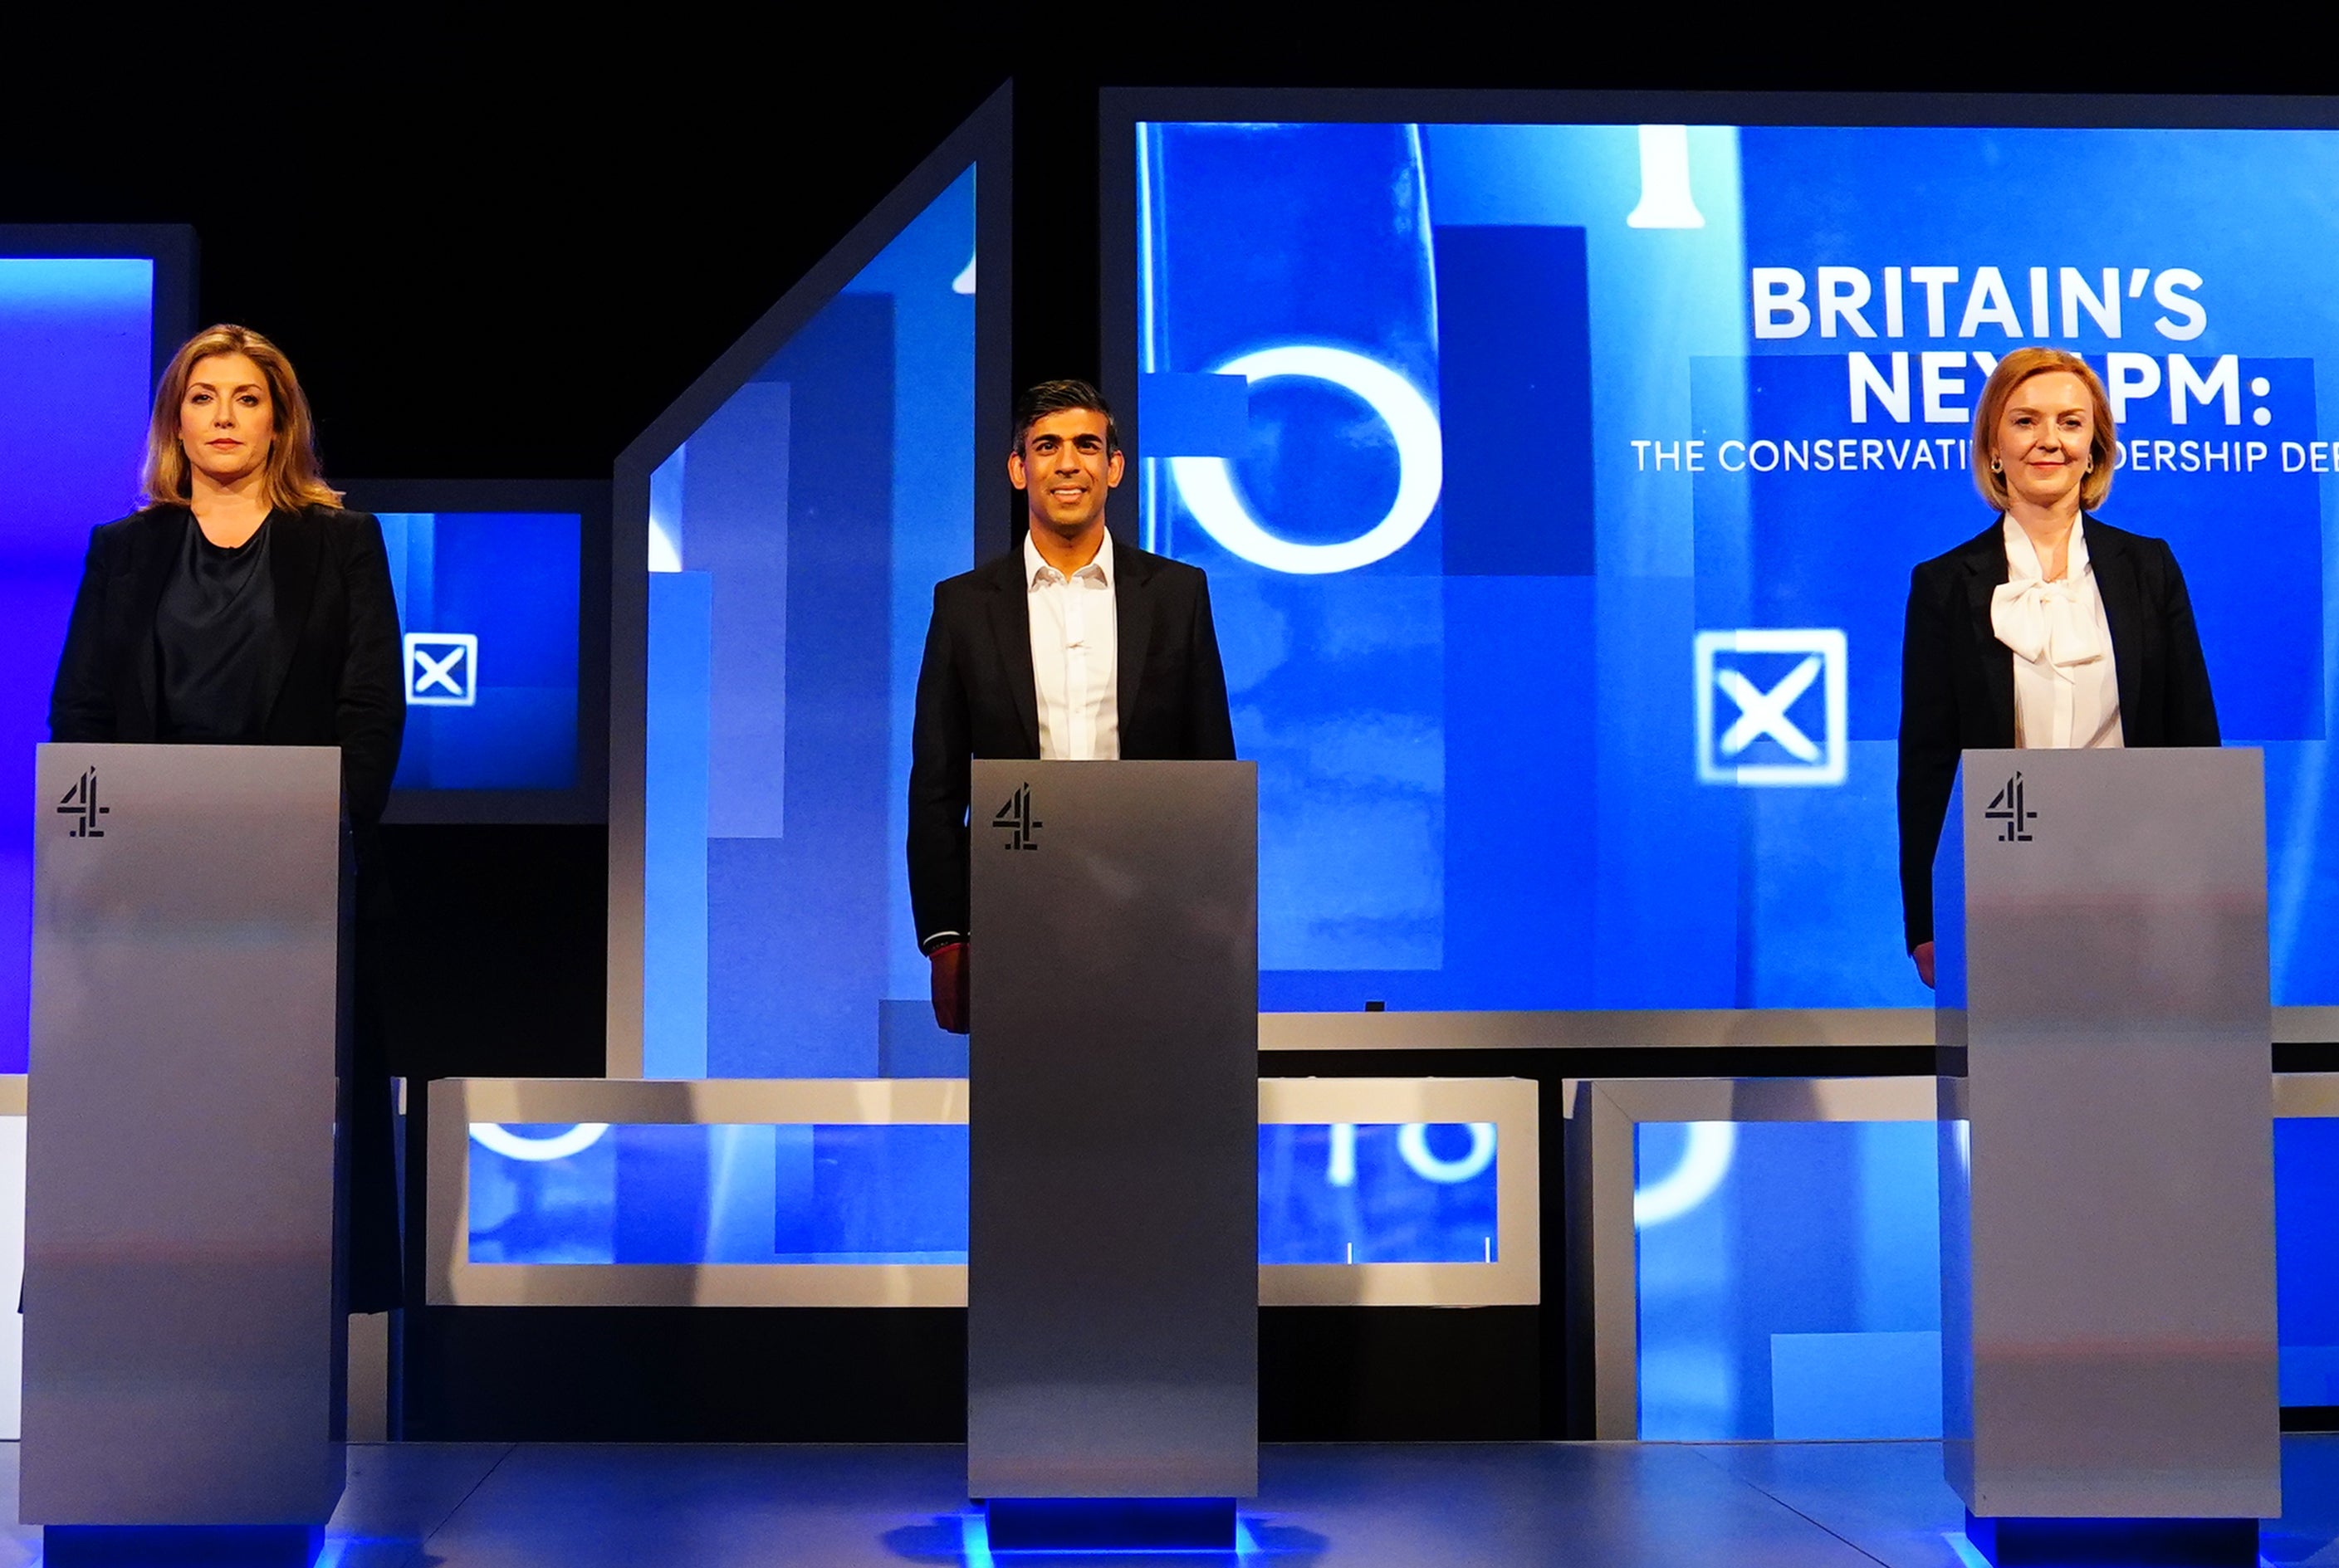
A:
<box><xmin>48</xmin><ymin>503</ymin><xmax>408</xmax><ymax>828</ymax></box>
<box><xmin>908</xmin><ymin>537</ymin><xmax>1238</xmax><ymax>949</ymax></box>
<box><xmin>46</xmin><ymin>501</ymin><xmax>409</xmax><ymax>1310</ymax></box>
<box><xmin>1898</xmin><ymin>514</ymin><xmax>2219</xmax><ymax>950</ymax></box>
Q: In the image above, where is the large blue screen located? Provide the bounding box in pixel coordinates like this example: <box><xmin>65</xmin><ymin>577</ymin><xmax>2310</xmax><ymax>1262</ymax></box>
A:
<box><xmin>0</xmin><ymin>256</ymin><xmax>154</xmax><ymax>1077</ymax></box>
<box><xmin>381</xmin><ymin>509</ymin><xmax>581</xmax><ymax>792</ymax></box>
<box><xmin>639</xmin><ymin>167</ymin><xmax>974</xmax><ymax>1077</ymax></box>
<box><xmin>1134</xmin><ymin>121</ymin><xmax>2339</xmax><ymax>1006</ymax></box>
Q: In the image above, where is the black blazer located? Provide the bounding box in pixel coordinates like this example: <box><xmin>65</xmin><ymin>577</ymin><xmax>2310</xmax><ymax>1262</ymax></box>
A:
<box><xmin>1898</xmin><ymin>514</ymin><xmax>2219</xmax><ymax>950</ymax></box>
<box><xmin>48</xmin><ymin>503</ymin><xmax>407</xmax><ymax>828</ymax></box>
<box><xmin>908</xmin><ymin>537</ymin><xmax>1238</xmax><ymax>949</ymax></box>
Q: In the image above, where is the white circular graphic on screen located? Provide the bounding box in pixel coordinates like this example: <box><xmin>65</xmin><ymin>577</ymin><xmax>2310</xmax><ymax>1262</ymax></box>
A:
<box><xmin>470</xmin><ymin>1122</ymin><xmax>612</xmax><ymax>1162</ymax></box>
<box><xmin>1168</xmin><ymin>345</ymin><xmax>1443</xmax><ymax>575</ymax></box>
<box><xmin>1632</xmin><ymin>1121</ymin><xmax>1737</xmax><ymax>1229</ymax></box>
<box><xmin>1397</xmin><ymin>1121</ymin><xmax>1497</xmax><ymax>1185</ymax></box>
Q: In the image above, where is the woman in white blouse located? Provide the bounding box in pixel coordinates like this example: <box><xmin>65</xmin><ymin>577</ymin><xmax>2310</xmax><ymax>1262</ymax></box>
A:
<box><xmin>1898</xmin><ymin>347</ymin><xmax>2219</xmax><ymax>987</ymax></box>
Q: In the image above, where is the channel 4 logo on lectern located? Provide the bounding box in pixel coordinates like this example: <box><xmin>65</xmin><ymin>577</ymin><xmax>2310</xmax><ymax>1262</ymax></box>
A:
<box><xmin>404</xmin><ymin>633</ymin><xmax>478</xmax><ymax>707</ymax></box>
<box><xmin>1694</xmin><ymin>629</ymin><xmax>1849</xmax><ymax>788</ymax></box>
<box><xmin>56</xmin><ymin>768</ymin><xmax>109</xmax><ymax>838</ymax></box>
<box><xmin>992</xmin><ymin>784</ymin><xmax>1042</xmax><ymax>851</ymax></box>
<box><xmin>1986</xmin><ymin>772</ymin><xmax>2037</xmax><ymax>843</ymax></box>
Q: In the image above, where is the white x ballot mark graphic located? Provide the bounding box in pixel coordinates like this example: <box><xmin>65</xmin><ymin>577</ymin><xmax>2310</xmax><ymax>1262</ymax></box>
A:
<box><xmin>1715</xmin><ymin>657</ymin><xmax>1823</xmax><ymax>761</ymax></box>
<box><xmin>414</xmin><ymin>647</ymin><xmax>466</xmax><ymax>694</ymax></box>
<box><xmin>1694</xmin><ymin>629</ymin><xmax>1847</xmax><ymax>787</ymax></box>
<box><xmin>404</xmin><ymin>633</ymin><xmax>479</xmax><ymax>707</ymax></box>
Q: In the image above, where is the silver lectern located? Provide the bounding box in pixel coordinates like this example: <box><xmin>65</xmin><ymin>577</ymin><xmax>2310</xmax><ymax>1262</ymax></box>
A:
<box><xmin>967</xmin><ymin>758</ymin><xmax>1257</xmax><ymax>1539</ymax></box>
<box><xmin>23</xmin><ymin>744</ymin><xmax>349</xmax><ymax>1559</ymax></box>
<box><xmin>1935</xmin><ymin>747</ymin><xmax>2277</xmax><ymax>1563</ymax></box>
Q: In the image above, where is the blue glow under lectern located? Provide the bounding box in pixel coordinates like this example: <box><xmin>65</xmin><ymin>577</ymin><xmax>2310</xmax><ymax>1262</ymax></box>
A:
<box><xmin>1935</xmin><ymin>748</ymin><xmax>2278</xmax><ymax>1566</ymax></box>
<box><xmin>23</xmin><ymin>745</ymin><xmax>348</xmax><ymax>1568</ymax></box>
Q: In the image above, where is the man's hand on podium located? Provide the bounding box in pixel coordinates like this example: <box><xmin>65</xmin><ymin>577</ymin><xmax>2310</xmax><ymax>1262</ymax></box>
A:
<box><xmin>1912</xmin><ymin>941</ymin><xmax>1935</xmax><ymax>989</ymax></box>
<box><xmin>931</xmin><ymin>941</ymin><xmax>971</xmax><ymax>1034</ymax></box>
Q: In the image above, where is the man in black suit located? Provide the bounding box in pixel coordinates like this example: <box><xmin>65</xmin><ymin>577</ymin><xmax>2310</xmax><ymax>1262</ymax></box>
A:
<box><xmin>908</xmin><ymin>379</ymin><xmax>1236</xmax><ymax>1032</ymax></box>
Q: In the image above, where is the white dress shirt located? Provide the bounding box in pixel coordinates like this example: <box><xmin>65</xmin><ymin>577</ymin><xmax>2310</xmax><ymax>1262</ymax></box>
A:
<box><xmin>1025</xmin><ymin>529</ymin><xmax>1120</xmax><ymax>760</ymax></box>
<box><xmin>1993</xmin><ymin>515</ymin><xmax>2124</xmax><ymax>750</ymax></box>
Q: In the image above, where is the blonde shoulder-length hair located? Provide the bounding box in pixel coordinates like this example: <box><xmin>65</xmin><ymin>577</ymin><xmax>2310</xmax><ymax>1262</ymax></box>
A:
<box><xmin>139</xmin><ymin>325</ymin><xmax>343</xmax><ymax>512</ymax></box>
<box><xmin>1970</xmin><ymin>346</ymin><xmax>2117</xmax><ymax>512</ymax></box>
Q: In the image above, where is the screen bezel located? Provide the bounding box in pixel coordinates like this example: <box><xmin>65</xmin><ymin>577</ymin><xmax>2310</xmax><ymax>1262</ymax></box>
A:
<box><xmin>0</xmin><ymin>222</ymin><xmax>197</xmax><ymax>388</ymax></box>
<box><xmin>344</xmin><ymin>476</ymin><xmax>611</xmax><ymax>825</ymax></box>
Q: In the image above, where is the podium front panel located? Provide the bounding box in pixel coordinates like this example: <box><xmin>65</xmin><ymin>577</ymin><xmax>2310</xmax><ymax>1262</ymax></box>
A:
<box><xmin>1935</xmin><ymin>747</ymin><xmax>2278</xmax><ymax>1519</ymax></box>
<box><xmin>23</xmin><ymin>744</ymin><xmax>347</xmax><ymax>1525</ymax></box>
<box><xmin>968</xmin><ymin>759</ymin><xmax>1257</xmax><ymax>1499</ymax></box>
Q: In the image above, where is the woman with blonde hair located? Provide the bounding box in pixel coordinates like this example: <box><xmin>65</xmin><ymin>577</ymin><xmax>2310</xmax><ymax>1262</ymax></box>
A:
<box><xmin>48</xmin><ymin>323</ymin><xmax>406</xmax><ymax>1308</ymax></box>
<box><xmin>1897</xmin><ymin>347</ymin><xmax>2219</xmax><ymax>988</ymax></box>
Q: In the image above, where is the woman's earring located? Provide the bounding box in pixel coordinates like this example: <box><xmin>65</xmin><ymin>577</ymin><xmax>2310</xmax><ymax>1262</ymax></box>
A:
<box><xmin>1990</xmin><ymin>457</ymin><xmax>2003</xmax><ymax>473</ymax></box>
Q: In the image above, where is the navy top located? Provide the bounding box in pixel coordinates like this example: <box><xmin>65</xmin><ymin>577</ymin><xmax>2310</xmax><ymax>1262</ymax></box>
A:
<box><xmin>154</xmin><ymin>508</ymin><xmax>277</xmax><ymax>742</ymax></box>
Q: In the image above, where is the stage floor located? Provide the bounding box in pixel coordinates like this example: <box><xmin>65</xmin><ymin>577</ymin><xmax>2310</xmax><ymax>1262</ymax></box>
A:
<box><xmin>3</xmin><ymin>1438</ymin><xmax>2337</xmax><ymax>1566</ymax></box>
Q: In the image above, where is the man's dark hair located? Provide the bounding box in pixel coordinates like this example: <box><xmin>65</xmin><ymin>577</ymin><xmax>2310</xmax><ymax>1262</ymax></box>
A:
<box><xmin>1012</xmin><ymin>379</ymin><xmax>1121</xmax><ymax>456</ymax></box>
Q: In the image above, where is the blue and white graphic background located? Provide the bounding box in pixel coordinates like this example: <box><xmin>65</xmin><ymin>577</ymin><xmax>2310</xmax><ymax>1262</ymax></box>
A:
<box><xmin>0</xmin><ymin>257</ymin><xmax>153</xmax><ymax>1077</ymax></box>
<box><xmin>1635</xmin><ymin>1116</ymin><xmax>2339</xmax><ymax>1439</ymax></box>
<box><xmin>639</xmin><ymin>167</ymin><xmax>975</xmax><ymax>1080</ymax></box>
<box><xmin>382</xmin><ymin>510</ymin><xmax>580</xmax><ymax>791</ymax></box>
<box><xmin>467</xmin><ymin>1121</ymin><xmax>1499</xmax><ymax>1268</ymax></box>
<box><xmin>1137</xmin><ymin>122</ymin><xmax>2339</xmax><ymax>1007</ymax></box>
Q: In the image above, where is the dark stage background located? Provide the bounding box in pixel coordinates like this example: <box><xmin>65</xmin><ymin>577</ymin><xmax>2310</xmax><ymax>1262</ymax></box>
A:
<box><xmin>6</xmin><ymin>23</ymin><xmax>2321</xmax><ymax>1439</ymax></box>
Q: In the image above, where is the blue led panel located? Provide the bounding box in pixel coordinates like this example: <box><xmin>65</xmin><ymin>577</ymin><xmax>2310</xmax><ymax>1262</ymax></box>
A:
<box><xmin>1636</xmin><ymin>1116</ymin><xmax>2339</xmax><ymax>1439</ymax></box>
<box><xmin>380</xmin><ymin>510</ymin><xmax>582</xmax><ymax>791</ymax></box>
<box><xmin>467</xmin><ymin>1121</ymin><xmax>1498</xmax><ymax>1268</ymax></box>
<box><xmin>1636</xmin><ymin>1121</ymin><xmax>1941</xmax><ymax>1441</ymax></box>
<box><xmin>0</xmin><ymin>256</ymin><xmax>155</xmax><ymax>1077</ymax></box>
<box><xmin>1133</xmin><ymin>120</ymin><xmax>2339</xmax><ymax>1007</ymax></box>
<box><xmin>2277</xmin><ymin>1118</ymin><xmax>2339</xmax><ymax>1406</ymax></box>
<box><xmin>640</xmin><ymin>166</ymin><xmax>975</xmax><ymax>1077</ymax></box>
<box><xmin>470</xmin><ymin>1123</ymin><xmax>969</xmax><ymax>1265</ymax></box>
<box><xmin>1260</xmin><ymin>1121</ymin><xmax>1497</xmax><ymax>1264</ymax></box>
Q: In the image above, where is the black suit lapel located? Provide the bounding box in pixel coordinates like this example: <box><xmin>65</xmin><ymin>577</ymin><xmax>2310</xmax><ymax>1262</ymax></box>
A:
<box><xmin>264</xmin><ymin>508</ymin><xmax>323</xmax><ymax>722</ymax></box>
<box><xmin>1114</xmin><ymin>538</ymin><xmax>1154</xmax><ymax>740</ymax></box>
<box><xmin>2086</xmin><ymin>518</ymin><xmax>2145</xmax><ymax>735</ymax></box>
<box><xmin>1959</xmin><ymin>524</ymin><xmax>2017</xmax><ymax>747</ymax></box>
<box><xmin>124</xmin><ymin>511</ymin><xmax>183</xmax><ymax>727</ymax></box>
<box><xmin>986</xmin><ymin>553</ymin><xmax>1040</xmax><ymax>754</ymax></box>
